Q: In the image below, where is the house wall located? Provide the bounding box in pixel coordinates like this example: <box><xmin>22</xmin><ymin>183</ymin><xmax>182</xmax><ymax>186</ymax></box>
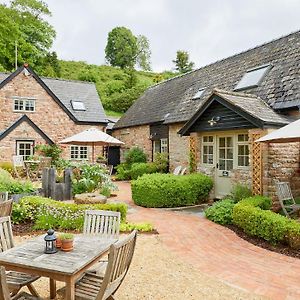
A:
<box><xmin>0</xmin><ymin>71</ymin><xmax>105</xmax><ymax>161</ymax></box>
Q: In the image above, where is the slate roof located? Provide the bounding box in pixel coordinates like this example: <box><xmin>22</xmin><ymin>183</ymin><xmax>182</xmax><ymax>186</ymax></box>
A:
<box><xmin>115</xmin><ymin>30</ymin><xmax>300</xmax><ymax>129</ymax></box>
<box><xmin>0</xmin><ymin>66</ymin><xmax>107</xmax><ymax>124</ymax></box>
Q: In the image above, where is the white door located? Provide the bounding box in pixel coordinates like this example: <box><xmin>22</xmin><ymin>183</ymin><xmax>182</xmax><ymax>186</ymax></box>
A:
<box><xmin>215</xmin><ymin>136</ymin><xmax>234</xmax><ymax>198</ymax></box>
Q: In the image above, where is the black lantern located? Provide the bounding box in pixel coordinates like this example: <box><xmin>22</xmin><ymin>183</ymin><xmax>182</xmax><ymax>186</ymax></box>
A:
<box><xmin>44</xmin><ymin>229</ymin><xmax>57</xmax><ymax>254</ymax></box>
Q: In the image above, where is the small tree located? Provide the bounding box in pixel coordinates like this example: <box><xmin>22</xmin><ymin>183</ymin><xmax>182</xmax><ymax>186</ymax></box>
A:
<box><xmin>136</xmin><ymin>35</ymin><xmax>151</xmax><ymax>71</ymax></box>
<box><xmin>173</xmin><ymin>50</ymin><xmax>194</xmax><ymax>73</ymax></box>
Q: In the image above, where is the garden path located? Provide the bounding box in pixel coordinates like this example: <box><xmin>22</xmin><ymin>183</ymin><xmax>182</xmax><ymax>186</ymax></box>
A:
<box><xmin>111</xmin><ymin>181</ymin><xmax>300</xmax><ymax>300</ymax></box>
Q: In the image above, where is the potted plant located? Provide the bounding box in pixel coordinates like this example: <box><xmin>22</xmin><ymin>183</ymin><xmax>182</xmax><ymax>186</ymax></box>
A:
<box><xmin>61</xmin><ymin>233</ymin><xmax>74</xmax><ymax>252</ymax></box>
<box><xmin>56</xmin><ymin>234</ymin><xmax>64</xmax><ymax>248</ymax></box>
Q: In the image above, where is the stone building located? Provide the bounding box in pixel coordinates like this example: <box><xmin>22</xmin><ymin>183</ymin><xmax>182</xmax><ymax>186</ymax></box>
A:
<box><xmin>0</xmin><ymin>65</ymin><xmax>107</xmax><ymax>162</ymax></box>
<box><xmin>113</xmin><ymin>31</ymin><xmax>300</xmax><ymax>201</ymax></box>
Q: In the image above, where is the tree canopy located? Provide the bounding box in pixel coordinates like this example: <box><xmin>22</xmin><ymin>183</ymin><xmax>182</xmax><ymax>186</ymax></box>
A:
<box><xmin>173</xmin><ymin>50</ymin><xmax>195</xmax><ymax>73</ymax></box>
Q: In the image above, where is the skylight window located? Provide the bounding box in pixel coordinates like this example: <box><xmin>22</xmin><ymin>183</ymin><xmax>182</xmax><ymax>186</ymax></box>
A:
<box><xmin>192</xmin><ymin>88</ymin><xmax>205</xmax><ymax>99</ymax></box>
<box><xmin>71</xmin><ymin>100</ymin><xmax>86</xmax><ymax>111</ymax></box>
<box><xmin>235</xmin><ymin>64</ymin><xmax>271</xmax><ymax>91</ymax></box>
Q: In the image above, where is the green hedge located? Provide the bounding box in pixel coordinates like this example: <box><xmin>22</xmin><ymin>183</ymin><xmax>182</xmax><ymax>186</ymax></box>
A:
<box><xmin>205</xmin><ymin>199</ymin><xmax>235</xmax><ymax>225</ymax></box>
<box><xmin>232</xmin><ymin>196</ymin><xmax>300</xmax><ymax>245</ymax></box>
<box><xmin>12</xmin><ymin>196</ymin><xmax>127</xmax><ymax>230</ymax></box>
<box><xmin>132</xmin><ymin>173</ymin><xmax>213</xmax><ymax>208</ymax></box>
<box><xmin>130</xmin><ymin>163</ymin><xmax>157</xmax><ymax>180</ymax></box>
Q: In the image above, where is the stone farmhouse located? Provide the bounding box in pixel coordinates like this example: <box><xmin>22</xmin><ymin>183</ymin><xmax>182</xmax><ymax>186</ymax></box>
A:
<box><xmin>113</xmin><ymin>31</ymin><xmax>300</xmax><ymax>200</ymax></box>
<box><xmin>0</xmin><ymin>65</ymin><xmax>107</xmax><ymax>162</ymax></box>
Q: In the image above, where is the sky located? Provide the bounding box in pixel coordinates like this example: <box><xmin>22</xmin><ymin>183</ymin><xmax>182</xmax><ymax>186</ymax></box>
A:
<box><xmin>11</xmin><ymin>0</ymin><xmax>300</xmax><ymax>72</ymax></box>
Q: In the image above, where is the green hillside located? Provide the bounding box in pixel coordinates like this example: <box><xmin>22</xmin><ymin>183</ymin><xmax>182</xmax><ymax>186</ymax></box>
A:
<box><xmin>58</xmin><ymin>60</ymin><xmax>176</xmax><ymax>116</ymax></box>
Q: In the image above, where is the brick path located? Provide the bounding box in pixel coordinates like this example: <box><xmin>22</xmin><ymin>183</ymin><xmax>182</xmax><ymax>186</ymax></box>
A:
<box><xmin>113</xmin><ymin>181</ymin><xmax>300</xmax><ymax>300</ymax></box>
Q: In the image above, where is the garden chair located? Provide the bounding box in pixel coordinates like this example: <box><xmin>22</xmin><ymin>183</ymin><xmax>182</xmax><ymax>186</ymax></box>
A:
<box><xmin>0</xmin><ymin>201</ymin><xmax>13</xmax><ymax>217</ymax></box>
<box><xmin>59</xmin><ymin>230</ymin><xmax>137</xmax><ymax>300</ymax></box>
<box><xmin>276</xmin><ymin>182</ymin><xmax>300</xmax><ymax>218</ymax></box>
<box><xmin>107</xmin><ymin>165</ymin><xmax>114</xmax><ymax>176</ymax></box>
<box><xmin>173</xmin><ymin>166</ymin><xmax>182</xmax><ymax>175</ymax></box>
<box><xmin>0</xmin><ymin>217</ymin><xmax>40</xmax><ymax>297</ymax></box>
<box><xmin>180</xmin><ymin>167</ymin><xmax>187</xmax><ymax>175</ymax></box>
<box><xmin>12</xmin><ymin>156</ymin><xmax>25</xmax><ymax>179</ymax></box>
<box><xmin>0</xmin><ymin>266</ymin><xmax>41</xmax><ymax>300</ymax></box>
<box><xmin>0</xmin><ymin>192</ymin><xmax>8</xmax><ymax>202</ymax></box>
<box><xmin>83</xmin><ymin>210</ymin><xmax>121</xmax><ymax>239</ymax></box>
<box><xmin>34</xmin><ymin>157</ymin><xmax>52</xmax><ymax>180</ymax></box>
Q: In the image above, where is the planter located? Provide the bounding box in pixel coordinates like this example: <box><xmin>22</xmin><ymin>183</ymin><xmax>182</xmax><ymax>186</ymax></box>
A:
<box><xmin>61</xmin><ymin>239</ymin><xmax>74</xmax><ymax>252</ymax></box>
<box><xmin>56</xmin><ymin>238</ymin><xmax>62</xmax><ymax>248</ymax></box>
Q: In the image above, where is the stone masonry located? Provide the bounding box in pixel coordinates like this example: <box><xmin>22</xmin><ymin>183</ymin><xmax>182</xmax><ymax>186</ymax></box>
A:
<box><xmin>0</xmin><ymin>71</ymin><xmax>105</xmax><ymax>161</ymax></box>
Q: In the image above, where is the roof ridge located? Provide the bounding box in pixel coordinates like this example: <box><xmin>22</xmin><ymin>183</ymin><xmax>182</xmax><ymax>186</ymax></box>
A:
<box><xmin>41</xmin><ymin>76</ymin><xmax>95</xmax><ymax>85</ymax></box>
<box><xmin>213</xmin><ymin>88</ymin><xmax>258</xmax><ymax>99</ymax></box>
<box><xmin>148</xmin><ymin>29</ymin><xmax>300</xmax><ymax>90</ymax></box>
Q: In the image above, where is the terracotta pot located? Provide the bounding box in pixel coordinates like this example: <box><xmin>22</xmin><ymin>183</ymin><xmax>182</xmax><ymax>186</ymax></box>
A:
<box><xmin>56</xmin><ymin>238</ymin><xmax>62</xmax><ymax>248</ymax></box>
<box><xmin>61</xmin><ymin>239</ymin><xmax>74</xmax><ymax>252</ymax></box>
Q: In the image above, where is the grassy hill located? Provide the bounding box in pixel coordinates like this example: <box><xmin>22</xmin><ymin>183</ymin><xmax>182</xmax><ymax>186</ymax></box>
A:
<box><xmin>58</xmin><ymin>60</ymin><xmax>176</xmax><ymax>116</ymax></box>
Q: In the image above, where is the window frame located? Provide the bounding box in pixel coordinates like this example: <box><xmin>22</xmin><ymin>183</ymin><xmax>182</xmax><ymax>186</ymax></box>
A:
<box><xmin>70</xmin><ymin>145</ymin><xmax>88</xmax><ymax>160</ymax></box>
<box><xmin>160</xmin><ymin>138</ymin><xmax>168</xmax><ymax>153</ymax></box>
<box><xmin>192</xmin><ymin>87</ymin><xmax>205</xmax><ymax>100</ymax></box>
<box><xmin>71</xmin><ymin>100</ymin><xmax>86</xmax><ymax>111</ymax></box>
<box><xmin>236</xmin><ymin>134</ymin><xmax>250</xmax><ymax>168</ymax></box>
<box><xmin>13</xmin><ymin>97</ymin><xmax>36</xmax><ymax>112</ymax></box>
<box><xmin>202</xmin><ymin>135</ymin><xmax>214</xmax><ymax>165</ymax></box>
<box><xmin>16</xmin><ymin>140</ymin><xmax>34</xmax><ymax>160</ymax></box>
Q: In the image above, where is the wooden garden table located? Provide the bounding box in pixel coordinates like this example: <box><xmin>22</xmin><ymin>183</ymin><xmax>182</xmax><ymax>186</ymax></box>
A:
<box><xmin>0</xmin><ymin>234</ymin><xmax>116</xmax><ymax>300</ymax></box>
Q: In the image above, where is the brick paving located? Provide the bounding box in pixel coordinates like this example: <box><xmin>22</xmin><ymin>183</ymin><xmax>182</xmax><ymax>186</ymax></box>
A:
<box><xmin>112</xmin><ymin>181</ymin><xmax>300</xmax><ymax>300</ymax></box>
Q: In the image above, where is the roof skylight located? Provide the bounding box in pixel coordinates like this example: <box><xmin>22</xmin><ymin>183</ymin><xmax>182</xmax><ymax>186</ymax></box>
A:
<box><xmin>71</xmin><ymin>100</ymin><xmax>86</xmax><ymax>111</ymax></box>
<box><xmin>235</xmin><ymin>64</ymin><xmax>271</xmax><ymax>91</ymax></box>
<box><xmin>192</xmin><ymin>88</ymin><xmax>205</xmax><ymax>99</ymax></box>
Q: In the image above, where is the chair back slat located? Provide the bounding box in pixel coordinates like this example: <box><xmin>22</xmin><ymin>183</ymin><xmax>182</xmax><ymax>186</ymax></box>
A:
<box><xmin>173</xmin><ymin>166</ymin><xmax>182</xmax><ymax>175</ymax></box>
<box><xmin>0</xmin><ymin>217</ymin><xmax>14</xmax><ymax>252</ymax></box>
<box><xmin>96</xmin><ymin>230</ymin><xmax>137</xmax><ymax>300</ymax></box>
<box><xmin>276</xmin><ymin>182</ymin><xmax>295</xmax><ymax>203</ymax></box>
<box><xmin>83</xmin><ymin>210</ymin><xmax>120</xmax><ymax>239</ymax></box>
<box><xmin>0</xmin><ymin>193</ymin><xmax>8</xmax><ymax>203</ymax></box>
<box><xmin>0</xmin><ymin>201</ymin><xmax>13</xmax><ymax>218</ymax></box>
<box><xmin>0</xmin><ymin>266</ymin><xmax>11</xmax><ymax>300</ymax></box>
<box><xmin>12</xmin><ymin>155</ymin><xmax>24</xmax><ymax>167</ymax></box>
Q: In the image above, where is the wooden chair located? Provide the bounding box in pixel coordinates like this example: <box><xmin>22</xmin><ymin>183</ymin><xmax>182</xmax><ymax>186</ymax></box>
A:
<box><xmin>83</xmin><ymin>210</ymin><xmax>121</xmax><ymax>239</ymax></box>
<box><xmin>33</xmin><ymin>157</ymin><xmax>52</xmax><ymax>180</ymax></box>
<box><xmin>0</xmin><ymin>192</ymin><xmax>8</xmax><ymax>202</ymax></box>
<box><xmin>0</xmin><ymin>201</ymin><xmax>13</xmax><ymax>217</ymax></box>
<box><xmin>0</xmin><ymin>266</ymin><xmax>40</xmax><ymax>300</ymax></box>
<box><xmin>72</xmin><ymin>230</ymin><xmax>137</xmax><ymax>300</ymax></box>
<box><xmin>0</xmin><ymin>217</ymin><xmax>40</xmax><ymax>297</ymax></box>
<box><xmin>12</xmin><ymin>156</ymin><xmax>25</xmax><ymax>179</ymax></box>
<box><xmin>276</xmin><ymin>182</ymin><xmax>300</xmax><ymax>218</ymax></box>
<box><xmin>173</xmin><ymin>166</ymin><xmax>182</xmax><ymax>176</ymax></box>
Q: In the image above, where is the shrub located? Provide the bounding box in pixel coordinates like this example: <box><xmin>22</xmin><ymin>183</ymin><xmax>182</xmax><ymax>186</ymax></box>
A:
<box><xmin>205</xmin><ymin>199</ymin><xmax>235</xmax><ymax>225</ymax></box>
<box><xmin>130</xmin><ymin>163</ymin><xmax>157</xmax><ymax>180</ymax></box>
<box><xmin>115</xmin><ymin>163</ymin><xmax>131</xmax><ymax>180</ymax></box>
<box><xmin>132</xmin><ymin>173</ymin><xmax>213</xmax><ymax>208</ymax></box>
<box><xmin>124</xmin><ymin>147</ymin><xmax>147</xmax><ymax>165</ymax></box>
<box><xmin>11</xmin><ymin>196</ymin><xmax>127</xmax><ymax>230</ymax></box>
<box><xmin>35</xmin><ymin>144</ymin><xmax>63</xmax><ymax>166</ymax></box>
<box><xmin>230</xmin><ymin>183</ymin><xmax>252</xmax><ymax>202</ymax></box>
<box><xmin>232</xmin><ymin>196</ymin><xmax>300</xmax><ymax>244</ymax></box>
<box><xmin>120</xmin><ymin>222</ymin><xmax>154</xmax><ymax>232</ymax></box>
<box><xmin>0</xmin><ymin>162</ymin><xmax>14</xmax><ymax>174</ymax></box>
<box><xmin>153</xmin><ymin>153</ymin><xmax>168</xmax><ymax>173</ymax></box>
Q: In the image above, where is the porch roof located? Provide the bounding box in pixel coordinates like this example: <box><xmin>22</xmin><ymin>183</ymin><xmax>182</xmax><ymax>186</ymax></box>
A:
<box><xmin>179</xmin><ymin>89</ymin><xmax>291</xmax><ymax>136</ymax></box>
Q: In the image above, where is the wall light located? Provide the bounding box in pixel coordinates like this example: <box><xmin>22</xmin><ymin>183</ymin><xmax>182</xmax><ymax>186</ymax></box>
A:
<box><xmin>208</xmin><ymin>116</ymin><xmax>221</xmax><ymax>126</ymax></box>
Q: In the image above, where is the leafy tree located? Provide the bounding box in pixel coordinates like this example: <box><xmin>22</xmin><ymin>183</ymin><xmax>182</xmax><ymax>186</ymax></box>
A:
<box><xmin>136</xmin><ymin>35</ymin><xmax>151</xmax><ymax>71</ymax></box>
<box><xmin>105</xmin><ymin>27</ymin><xmax>138</xmax><ymax>69</ymax></box>
<box><xmin>38</xmin><ymin>52</ymin><xmax>61</xmax><ymax>77</ymax></box>
<box><xmin>173</xmin><ymin>50</ymin><xmax>195</xmax><ymax>73</ymax></box>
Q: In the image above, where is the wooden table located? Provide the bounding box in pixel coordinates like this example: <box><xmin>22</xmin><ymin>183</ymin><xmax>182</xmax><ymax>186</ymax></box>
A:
<box><xmin>23</xmin><ymin>160</ymin><xmax>40</xmax><ymax>179</ymax></box>
<box><xmin>0</xmin><ymin>234</ymin><xmax>115</xmax><ymax>300</ymax></box>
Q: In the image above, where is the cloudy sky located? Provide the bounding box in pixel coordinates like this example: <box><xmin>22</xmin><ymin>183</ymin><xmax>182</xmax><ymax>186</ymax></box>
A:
<box><xmin>37</xmin><ymin>0</ymin><xmax>300</xmax><ymax>71</ymax></box>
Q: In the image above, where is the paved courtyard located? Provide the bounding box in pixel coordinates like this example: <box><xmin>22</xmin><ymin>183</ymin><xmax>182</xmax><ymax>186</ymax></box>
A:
<box><xmin>112</xmin><ymin>181</ymin><xmax>300</xmax><ymax>300</ymax></box>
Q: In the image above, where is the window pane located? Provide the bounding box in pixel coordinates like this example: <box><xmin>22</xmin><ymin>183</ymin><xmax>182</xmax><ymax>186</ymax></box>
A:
<box><xmin>219</xmin><ymin>149</ymin><xmax>225</xmax><ymax>159</ymax></box>
<box><xmin>203</xmin><ymin>155</ymin><xmax>207</xmax><ymax>164</ymax></box>
<box><xmin>219</xmin><ymin>138</ymin><xmax>225</xmax><ymax>148</ymax></box>
<box><xmin>219</xmin><ymin>159</ymin><xmax>225</xmax><ymax>170</ymax></box>
<box><xmin>227</xmin><ymin>148</ymin><xmax>233</xmax><ymax>159</ymax></box>
<box><xmin>226</xmin><ymin>137</ymin><xmax>233</xmax><ymax>147</ymax></box>
<box><xmin>208</xmin><ymin>145</ymin><xmax>213</xmax><ymax>154</ymax></box>
<box><xmin>227</xmin><ymin>160</ymin><xmax>233</xmax><ymax>171</ymax></box>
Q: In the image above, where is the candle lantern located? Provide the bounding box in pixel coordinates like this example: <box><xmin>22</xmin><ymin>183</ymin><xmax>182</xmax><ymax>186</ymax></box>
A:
<box><xmin>44</xmin><ymin>229</ymin><xmax>57</xmax><ymax>254</ymax></box>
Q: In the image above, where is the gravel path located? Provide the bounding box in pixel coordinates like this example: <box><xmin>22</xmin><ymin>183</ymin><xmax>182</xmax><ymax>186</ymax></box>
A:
<box><xmin>14</xmin><ymin>235</ymin><xmax>264</xmax><ymax>300</ymax></box>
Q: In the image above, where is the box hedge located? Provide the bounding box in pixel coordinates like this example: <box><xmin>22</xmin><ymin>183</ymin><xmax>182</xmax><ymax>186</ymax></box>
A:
<box><xmin>232</xmin><ymin>196</ymin><xmax>300</xmax><ymax>245</ymax></box>
<box><xmin>205</xmin><ymin>199</ymin><xmax>235</xmax><ymax>225</ymax></box>
<box><xmin>131</xmin><ymin>173</ymin><xmax>213</xmax><ymax>208</ymax></box>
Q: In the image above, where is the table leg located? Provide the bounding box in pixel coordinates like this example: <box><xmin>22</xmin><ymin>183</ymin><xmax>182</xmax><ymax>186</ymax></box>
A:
<box><xmin>49</xmin><ymin>278</ymin><xmax>56</xmax><ymax>299</ymax></box>
<box><xmin>66</xmin><ymin>277</ymin><xmax>75</xmax><ymax>300</ymax></box>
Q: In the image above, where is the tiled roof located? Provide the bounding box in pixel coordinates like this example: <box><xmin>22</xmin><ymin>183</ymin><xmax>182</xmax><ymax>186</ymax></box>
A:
<box><xmin>115</xmin><ymin>30</ymin><xmax>300</xmax><ymax>129</ymax></box>
<box><xmin>0</xmin><ymin>70</ymin><xmax>107</xmax><ymax>124</ymax></box>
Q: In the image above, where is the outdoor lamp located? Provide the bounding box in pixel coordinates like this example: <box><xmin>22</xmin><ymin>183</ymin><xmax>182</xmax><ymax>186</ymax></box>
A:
<box><xmin>44</xmin><ymin>229</ymin><xmax>57</xmax><ymax>254</ymax></box>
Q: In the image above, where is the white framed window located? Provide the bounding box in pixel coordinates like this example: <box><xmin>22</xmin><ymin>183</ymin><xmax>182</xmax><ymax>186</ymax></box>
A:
<box><xmin>160</xmin><ymin>138</ymin><xmax>168</xmax><ymax>153</ymax></box>
<box><xmin>202</xmin><ymin>135</ymin><xmax>214</xmax><ymax>165</ymax></box>
<box><xmin>71</xmin><ymin>101</ymin><xmax>86</xmax><ymax>111</ymax></box>
<box><xmin>16</xmin><ymin>140</ymin><xmax>34</xmax><ymax>160</ymax></box>
<box><xmin>70</xmin><ymin>146</ymin><xmax>88</xmax><ymax>160</ymax></box>
<box><xmin>237</xmin><ymin>134</ymin><xmax>249</xmax><ymax>167</ymax></box>
<box><xmin>13</xmin><ymin>97</ymin><xmax>35</xmax><ymax>112</ymax></box>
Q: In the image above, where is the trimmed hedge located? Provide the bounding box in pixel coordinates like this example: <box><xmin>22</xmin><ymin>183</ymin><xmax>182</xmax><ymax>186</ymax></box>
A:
<box><xmin>205</xmin><ymin>199</ymin><xmax>235</xmax><ymax>225</ymax></box>
<box><xmin>232</xmin><ymin>196</ymin><xmax>300</xmax><ymax>245</ymax></box>
<box><xmin>132</xmin><ymin>173</ymin><xmax>213</xmax><ymax>208</ymax></box>
<box><xmin>130</xmin><ymin>163</ymin><xmax>157</xmax><ymax>180</ymax></box>
<box><xmin>12</xmin><ymin>196</ymin><xmax>127</xmax><ymax>230</ymax></box>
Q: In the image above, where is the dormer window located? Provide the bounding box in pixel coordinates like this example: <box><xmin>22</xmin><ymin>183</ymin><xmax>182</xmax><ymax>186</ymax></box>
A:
<box><xmin>192</xmin><ymin>88</ymin><xmax>205</xmax><ymax>100</ymax></box>
<box><xmin>235</xmin><ymin>64</ymin><xmax>271</xmax><ymax>91</ymax></box>
<box><xmin>13</xmin><ymin>97</ymin><xmax>35</xmax><ymax>112</ymax></box>
<box><xmin>71</xmin><ymin>100</ymin><xmax>86</xmax><ymax>111</ymax></box>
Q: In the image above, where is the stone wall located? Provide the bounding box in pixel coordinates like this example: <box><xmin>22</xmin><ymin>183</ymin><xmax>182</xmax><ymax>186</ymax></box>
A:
<box><xmin>113</xmin><ymin>125</ymin><xmax>152</xmax><ymax>162</ymax></box>
<box><xmin>0</xmin><ymin>71</ymin><xmax>105</xmax><ymax>161</ymax></box>
<box><xmin>168</xmin><ymin>123</ymin><xmax>189</xmax><ymax>171</ymax></box>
